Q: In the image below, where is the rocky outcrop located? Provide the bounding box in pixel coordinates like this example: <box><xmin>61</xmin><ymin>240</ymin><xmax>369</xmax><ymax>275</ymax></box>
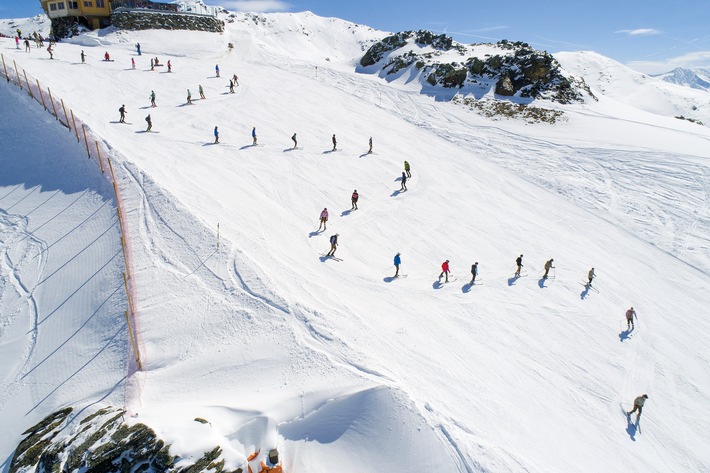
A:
<box><xmin>111</xmin><ymin>11</ymin><xmax>224</xmax><ymax>32</ymax></box>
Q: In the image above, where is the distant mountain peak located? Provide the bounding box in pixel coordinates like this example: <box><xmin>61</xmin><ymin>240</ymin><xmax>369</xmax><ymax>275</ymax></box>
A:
<box><xmin>652</xmin><ymin>67</ymin><xmax>710</xmax><ymax>91</ymax></box>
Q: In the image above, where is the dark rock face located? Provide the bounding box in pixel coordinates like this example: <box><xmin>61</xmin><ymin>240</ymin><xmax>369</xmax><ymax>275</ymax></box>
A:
<box><xmin>111</xmin><ymin>11</ymin><xmax>224</xmax><ymax>32</ymax></box>
<box><xmin>9</xmin><ymin>407</ymin><xmax>243</xmax><ymax>473</ymax></box>
<box><xmin>360</xmin><ymin>35</ymin><xmax>594</xmax><ymax>104</ymax></box>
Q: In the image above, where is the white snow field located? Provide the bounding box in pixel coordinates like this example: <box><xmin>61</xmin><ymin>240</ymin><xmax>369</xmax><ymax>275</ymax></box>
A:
<box><xmin>1</xmin><ymin>10</ymin><xmax>710</xmax><ymax>473</ymax></box>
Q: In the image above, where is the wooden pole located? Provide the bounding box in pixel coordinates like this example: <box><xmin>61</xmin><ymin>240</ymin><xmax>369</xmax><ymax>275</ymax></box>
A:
<box><xmin>114</xmin><ymin>189</ymin><xmax>125</xmax><ymax>237</ymax></box>
<box><xmin>12</xmin><ymin>60</ymin><xmax>21</xmax><ymax>89</ymax></box>
<box><xmin>95</xmin><ymin>141</ymin><xmax>104</xmax><ymax>173</ymax></box>
<box><xmin>120</xmin><ymin>236</ymin><xmax>129</xmax><ymax>278</ymax></box>
<box><xmin>71</xmin><ymin>110</ymin><xmax>79</xmax><ymax>141</ymax></box>
<box><xmin>23</xmin><ymin>70</ymin><xmax>33</xmax><ymax>99</ymax></box>
<box><xmin>47</xmin><ymin>87</ymin><xmax>59</xmax><ymax>119</ymax></box>
<box><xmin>123</xmin><ymin>272</ymin><xmax>135</xmax><ymax>317</ymax></box>
<box><xmin>108</xmin><ymin>156</ymin><xmax>117</xmax><ymax>183</ymax></box>
<box><xmin>61</xmin><ymin>99</ymin><xmax>70</xmax><ymax>130</ymax></box>
<box><xmin>124</xmin><ymin>310</ymin><xmax>142</xmax><ymax>370</ymax></box>
<box><xmin>1</xmin><ymin>54</ymin><xmax>9</xmax><ymax>82</ymax></box>
<box><xmin>36</xmin><ymin>80</ymin><xmax>47</xmax><ymax>110</ymax></box>
<box><xmin>82</xmin><ymin>125</ymin><xmax>91</xmax><ymax>159</ymax></box>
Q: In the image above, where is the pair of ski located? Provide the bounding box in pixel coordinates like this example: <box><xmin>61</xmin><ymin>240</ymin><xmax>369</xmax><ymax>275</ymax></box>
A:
<box><xmin>581</xmin><ymin>281</ymin><xmax>599</xmax><ymax>293</ymax></box>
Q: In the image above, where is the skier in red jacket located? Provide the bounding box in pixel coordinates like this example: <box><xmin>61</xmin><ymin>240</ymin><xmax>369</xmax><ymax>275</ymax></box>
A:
<box><xmin>439</xmin><ymin>260</ymin><xmax>450</xmax><ymax>282</ymax></box>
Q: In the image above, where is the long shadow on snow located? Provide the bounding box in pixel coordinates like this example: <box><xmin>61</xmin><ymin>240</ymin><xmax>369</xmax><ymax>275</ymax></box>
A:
<box><xmin>580</xmin><ymin>285</ymin><xmax>590</xmax><ymax>299</ymax></box>
<box><xmin>619</xmin><ymin>329</ymin><xmax>633</xmax><ymax>342</ymax></box>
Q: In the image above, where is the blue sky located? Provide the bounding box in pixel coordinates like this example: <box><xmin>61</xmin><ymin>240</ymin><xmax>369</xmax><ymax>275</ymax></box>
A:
<box><xmin>2</xmin><ymin>0</ymin><xmax>709</xmax><ymax>73</ymax></box>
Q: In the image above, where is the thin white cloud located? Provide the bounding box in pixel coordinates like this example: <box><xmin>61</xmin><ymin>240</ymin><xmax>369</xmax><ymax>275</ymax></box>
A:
<box><xmin>616</xmin><ymin>28</ymin><xmax>661</xmax><ymax>36</ymax></box>
<box><xmin>627</xmin><ymin>50</ymin><xmax>710</xmax><ymax>74</ymax></box>
<box><xmin>218</xmin><ymin>0</ymin><xmax>291</xmax><ymax>12</ymax></box>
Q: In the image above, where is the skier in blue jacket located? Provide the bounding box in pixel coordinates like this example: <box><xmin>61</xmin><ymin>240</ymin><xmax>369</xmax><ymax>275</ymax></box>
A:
<box><xmin>394</xmin><ymin>253</ymin><xmax>402</xmax><ymax>277</ymax></box>
<box><xmin>470</xmin><ymin>262</ymin><xmax>479</xmax><ymax>284</ymax></box>
<box><xmin>214</xmin><ymin>126</ymin><xmax>219</xmax><ymax>144</ymax></box>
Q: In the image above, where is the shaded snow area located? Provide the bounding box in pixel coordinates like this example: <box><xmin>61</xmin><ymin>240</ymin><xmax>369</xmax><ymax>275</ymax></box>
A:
<box><xmin>1</xmin><ymin>10</ymin><xmax>710</xmax><ymax>473</ymax></box>
<box><xmin>0</xmin><ymin>84</ymin><xmax>127</xmax><ymax>459</ymax></box>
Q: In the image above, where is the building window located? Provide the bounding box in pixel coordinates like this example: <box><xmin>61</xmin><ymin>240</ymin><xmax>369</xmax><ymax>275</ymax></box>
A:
<box><xmin>84</xmin><ymin>1</ymin><xmax>93</xmax><ymax>6</ymax></box>
<box><xmin>69</xmin><ymin>1</ymin><xmax>78</xmax><ymax>8</ymax></box>
<box><xmin>58</xmin><ymin>2</ymin><xmax>65</xmax><ymax>8</ymax></box>
<box><xmin>50</xmin><ymin>3</ymin><xmax>57</xmax><ymax>10</ymax></box>
<box><xmin>96</xmin><ymin>0</ymin><xmax>105</xmax><ymax>6</ymax></box>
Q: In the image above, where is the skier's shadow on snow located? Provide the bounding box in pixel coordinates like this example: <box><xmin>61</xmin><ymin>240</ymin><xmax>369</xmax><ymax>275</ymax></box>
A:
<box><xmin>358</xmin><ymin>153</ymin><xmax>370</xmax><ymax>158</ymax></box>
<box><xmin>395</xmin><ymin>176</ymin><xmax>403</xmax><ymax>181</ymax></box>
<box><xmin>461</xmin><ymin>283</ymin><xmax>472</xmax><ymax>293</ymax></box>
<box><xmin>308</xmin><ymin>231</ymin><xmax>320</xmax><ymax>238</ymax></box>
<box><xmin>626</xmin><ymin>417</ymin><xmax>639</xmax><ymax>441</ymax></box>
<box><xmin>283</xmin><ymin>148</ymin><xmax>297</xmax><ymax>152</ymax></box>
<box><xmin>322</xmin><ymin>150</ymin><xmax>336</xmax><ymax>154</ymax></box>
<box><xmin>240</xmin><ymin>144</ymin><xmax>258</xmax><ymax>150</ymax></box>
<box><xmin>507</xmin><ymin>276</ymin><xmax>519</xmax><ymax>286</ymax></box>
<box><xmin>538</xmin><ymin>278</ymin><xmax>548</xmax><ymax>288</ymax></box>
<box><xmin>139</xmin><ymin>106</ymin><xmax>152</xmax><ymax>109</ymax></box>
<box><xmin>432</xmin><ymin>280</ymin><xmax>444</xmax><ymax>289</ymax></box>
<box><xmin>391</xmin><ymin>190</ymin><xmax>405</xmax><ymax>197</ymax></box>
<box><xmin>383</xmin><ymin>276</ymin><xmax>396</xmax><ymax>283</ymax></box>
<box><xmin>340</xmin><ymin>210</ymin><xmax>352</xmax><ymax>217</ymax></box>
<box><xmin>580</xmin><ymin>285</ymin><xmax>590</xmax><ymax>299</ymax></box>
<box><xmin>619</xmin><ymin>329</ymin><xmax>633</xmax><ymax>342</ymax></box>
<box><xmin>202</xmin><ymin>142</ymin><xmax>219</xmax><ymax>146</ymax></box>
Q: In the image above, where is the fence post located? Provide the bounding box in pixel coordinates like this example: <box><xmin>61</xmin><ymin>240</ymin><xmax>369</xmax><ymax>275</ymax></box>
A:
<box><xmin>47</xmin><ymin>87</ymin><xmax>59</xmax><ymax>119</ymax></box>
<box><xmin>61</xmin><ymin>99</ymin><xmax>70</xmax><ymax>130</ymax></box>
<box><xmin>36</xmin><ymin>79</ymin><xmax>47</xmax><ymax>110</ymax></box>
<box><xmin>95</xmin><ymin>141</ymin><xmax>104</xmax><ymax>173</ymax></box>
<box><xmin>23</xmin><ymin>70</ymin><xmax>33</xmax><ymax>99</ymax></box>
<box><xmin>125</xmin><ymin>310</ymin><xmax>142</xmax><ymax>370</ymax></box>
<box><xmin>71</xmin><ymin>110</ymin><xmax>79</xmax><ymax>141</ymax></box>
<box><xmin>115</xmin><ymin>193</ymin><xmax>125</xmax><ymax>239</ymax></box>
<box><xmin>123</xmin><ymin>272</ymin><xmax>135</xmax><ymax>316</ymax></box>
<box><xmin>1</xmin><ymin>54</ymin><xmax>8</xmax><ymax>82</ymax></box>
<box><xmin>12</xmin><ymin>60</ymin><xmax>21</xmax><ymax>89</ymax></box>
<box><xmin>82</xmin><ymin>124</ymin><xmax>91</xmax><ymax>159</ymax></box>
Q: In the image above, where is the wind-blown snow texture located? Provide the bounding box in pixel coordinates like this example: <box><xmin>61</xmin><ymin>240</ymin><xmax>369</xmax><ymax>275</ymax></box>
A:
<box><xmin>1</xmin><ymin>10</ymin><xmax>710</xmax><ymax>473</ymax></box>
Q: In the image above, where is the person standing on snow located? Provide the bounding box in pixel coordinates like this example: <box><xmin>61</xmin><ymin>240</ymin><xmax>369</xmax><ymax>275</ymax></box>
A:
<box><xmin>625</xmin><ymin>307</ymin><xmax>637</xmax><ymax>330</ymax></box>
<box><xmin>150</xmin><ymin>90</ymin><xmax>156</xmax><ymax>107</ymax></box>
<box><xmin>587</xmin><ymin>267</ymin><xmax>596</xmax><ymax>285</ymax></box>
<box><xmin>400</xmin><ymin>172</ymin><xmax>407</xmax><ymax>191</ymax></box>
<box><xmin>252</xmin><ymin>127</ymin><xmax>257</xmax><ymax>145</ymax></box>
<box><xmin>136</xmin><ymin>43</ymin><xmax>141</xmax><ymax>55</ymax></box>
<box><xmin>187</xmin><ymin>89</ymin><xmax>192</xmax><ymax>105</ymax></box>
<box><xmin>470</xmin><ymin>262</ymin><xmax>479</xmax><ymax>284</ymax></box>
<box><xmin>104</xmin><ymin>51</ymin><xmax>110</xmax><ymax>61</ymax></box>
<box><xmin>327</xmin><ymin>233</ymin><xmax>339</xmax><ymax>257</ymax></box>
<box><xmin>229</xmin><ymin>79</ymin><xmax>235</xmax><ymax>93</ymax></box>
<box><xmin>145</xmin><ymin>114</ymin><xmax>152</xmax><ymax>131</ymax></box>
<box><xmin>332</xmin><ymin>134</ymin><xmax>337</xmax><ymax>151</ymax></box>
<box><xmin>232</xmin><ymin>73</ymin><xmax>239</xmax><ymax>86</ymax></box>
<box><xmin>214</xmin><ymin>126</ymin><xmax>220</xmax><ymax>144</ymax></box>
<box><xmin>351</xmin><ymin>190</ymin><xmax>359</xmax><ymax>210</ymax></box>
<box><xmin>47</xmin><ymin>44</ymin><xmax>53</xmax><ymax>59</ymax></box>
<box><xmin>215</xmin><ymin>64</ymin><xmax>220</xmax><ymax>77</ymax></box>
<box><xmin>25</xmin><ymin>39</ymin><xmax>31</xmax><ymax>52</ymax></box>
<box><xmin>291</xmin><ymin>133</ymin><xmax>298</xmax><ymax>149</ymax></box>
<box><xmin>368</xmin><ymin>136</ymin><xmax>373</xmax><ymax>154</ymax></box>
<box><xmin>439</xmin><ymin>260</ymin><xmax>451</xmax><ymax>282</ymax></box>
<box><xmin>394</xmin><ymin>252</ymin><xmax>402</xmax><ymax>277</ymax></box>
<box><xmin>318</xmin><ymin>208</ymin><xmax>328</xmax><ymax>231</ymax></box>
<box><xmin>543</xmin><ymin>258</ymin><xmax>554</xmax><ymax>279</ymax></box>
<box><xmin>118</xmin><ymin>104</ymin><xmax>127</xmax><ymax>123</ymax></box>
<box><xmin>150</xmin><ymin>58</ymin><xmax>154</xmax><ymax>70</ymax></box>
<box><xmin>167</xmin><ymin>60</ymin><xmax>172</xmax><ymax>72</ymax></box>
<box><xmin>627</xmin><ymin>394</ymin><xmax>648</xmax><ymax>420</ymax></box>
<box><xmin>404</xmin><ymin>160</ymin><xmax>411</xmax><ymax>178</ymax></box>
<box><xmin>15</xmin><ymin>36</ymin><xmax>19</xmax><ymax>49</ymax></box>
<box><xmin>199</xmin><ymin>84</ymin><xmax>205</xmax><ymax>99</ymax></box>
<box><xmin>81</xmin><ymin>50</ymin><xmax>85</xmax><ymax>63</ymax></box>
<box><xmin>515</xmin><ymin>254</ymin><xmax>524</xmax><ymax>276</ymax></box>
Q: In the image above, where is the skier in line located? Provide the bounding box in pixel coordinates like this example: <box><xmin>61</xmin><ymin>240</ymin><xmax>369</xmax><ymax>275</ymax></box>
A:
<box><xmin>404</xmin><ymin>160</ymin><xmax>411</xmax><ymax>178</ymax></box>
<box><xmin>136</xmin><ymin>43</ymin><xmax>141</xmax><ymax>55</ymax></box>
<box><xmin>515</xmin><ymin>254</ymin><xmax>524</xmax><ymax>276</ymax></box>
<box><xmin>252</xmin><ymin>127</ymin><xmax>257</xmax><ymax>145</ymax></box>
<box><xmin>167</xmin><ymin>60</ymin><xmax>172</xmax><ymax>72</ymax></box>
<box><xmin>291</xmin><ymin>133</ymin><xmax>298</xmax><ymax>149</ymax></box>
<box><xmin>150</xmin><ymin>58</ymin><xmax>154</xmax><ymax>71</ymax></box>
<box><xmin>81</xmin><ymin>50</ymin><xmax>85</xmax><ymax>63</ymax></box>
<box><xmin>327</xmin><ymin>233</ymin><xmax>339</xmax><ymax>257</ymax></box>
<box><xmin>470</xmin><ymin>262</ymin><xmax>479</xmax><ymax>284</ymax></box>
<box><xmin>587</xmin><ymin>267</ymin><xmax>596</xmax><ymax>286</ymax></box>
<box><xmin>25</xmin><ymin>39</ymin><xmax>31</xmax><ymax>52</ymax></box>
<box><xmin>625</xmin><ymin>307</ymin><xmax>637</xmax><ymax>330</ymax></box>
<box><xmin>215</xmin><ymin>64</ymin><xmax>220</xmax><ymax>77</ymax></box>
<box><xmin>47</xmin><ymin>44</ymin><xmax>53</xmax><ymax>59</ymax></box>
<box><xmin>104</xmin><ymin>51</ymin><xmax>110</xmax><ymax>61</ymax></box>
<box><xmin>232</xmin><ymin>73</ymin><xmax>239</xmax><ymax>86</ymax></box>
<box><xmin>394</xmin><ymin>252</ymin><xmax>402</xmax><ymax>277</ymax></box>
<box><xmin>318</xmin><ymin>208</ymin><xmax>328</xmax><ymax>231</ymax></box>
<box><xmin>145</xmin><ymin>114</ymin><xmax>152</xmax><ymax>131</ymax></box>
<box><xmin>332</xmin><ymin>134</ymin><xmax>337</xmax><ymax>151</ymax></box>
<box><xmin>351</xmin><ymin>190</ymin><xmax>359</xmax><ymax>210</ymax></box>
<box><xmin>368</xmin><ymin>136</ymin><xmax>373</xmax><ymax>154</ymax></box>
<box><xmin>543</xmin><ymin>258</ymin><xmax>554</xmax><ymax>278</ymax></box>
<box><xmin>214</xmin><ymin>126</ymin><xmax>219</xmax><ymax>144</ymax></box>
<box><xmin>15</xmin><ymin>36</ymin><xmax>19</xmax><ymax>49</ymax></box>
<box><xmin>150</xmin><ymin>90</ymin><xmax>156</xmax><ymax>107</ymax></box>
<box><xmin>400</xmin><ymin>172</ymin><xmax>407</xmax><ymax>191</ymax></box>
<box><xmin>199</xmin><ymin>85</ymin><xmax>205</xmax><ymax>99</ymax></box>
<box><xmin>627</xmin><ymin>394</ymin><xmax>648</xmax><ymax>420</ymax></box>
<box><xmin>119</xmin><ymin>104</ymin><xmax>127</xmax><ymax>123</ymax></box>
<box><xmin>439</xmin><ymin>260</ymin><xmax>451</xmax><ymax>283</ymax></box>
<box><xmin>131</xmin><ymin>57</ymin><xmax>136</xmax><ymax>69</ymax></box>
<box><xmin>229</xmin><ymin>79</ymin><xmax>235</xmax><ymax>93</ymax></box>
<box><xmin>187</xmin><ymin>89</ymin><xmax>192</xmax><ymax>104</ymax></box>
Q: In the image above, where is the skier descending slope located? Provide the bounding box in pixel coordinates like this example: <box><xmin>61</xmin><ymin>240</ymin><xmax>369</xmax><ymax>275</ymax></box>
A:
<box><xmin>150</xmin><ymin>90</ymin><xmax>156</xmax><ymax>107</ymax></box>
<box><xmin>543</xmin><ymin>258</ymin><xmax>554</xmax><ymax>278</ymax></box>
<box><xmin>351</xmin><ymin>190</ymin><xmax>358</xmax><ymax>210</ymax></box>
<box><xmin>587</xmin><ymin>267</ymin><xmax>596</xmax><ymax>286</ymax></box>
<box><xmin>394</xmin><ymin>253</ymin><xmax>401</xmax><ymax>277</ymax></box>
<box><xmin>515</xmin><ymin>254</ymin><xmax>524</xmax><ymax>276</ymax></box>
<box><xmin>327</xmin><ymin>234</ymin><xmax>339</xmax><ymax>257</ymax></box>
<box><xmin>470</xmin><ymin>262</ymin><xmax>479</xmax><ymax>284</ymax></box>
<box><xmin>118</xmin><ymin>104</ymin><xmax>127</xmax><ymax>123</ymax></box>
<box><xmin>291</xmin><ymin>133</ymin><xmax>298</xmax><ymax>149</ymax></box>
<box><xmin>332</xmin><ymin>134</ymin><xmax>337</xmax><ymax>151</ymax></box>
<box><xmin>627</xmin><ymin>394</ymin><xmax>649</xmax><ymax>421</ymax></box>
<box><xmin>404</xmin><ymin>160</ymin><xmax>411</xmax><ymax>178</ymax></box>
<box><xmin>439</xmin><ymin>260</ymin><xmax>451</xmax><ymax>282</ymax></box>
<box><xmin>400</xmin><ymin>172</ymin><xmax>407</xmax><ymax>191</ymax></box>
<box><xmin>318</xmin><ymin>208</ymin><xmax>328</xmax><ymax>231</ymax></box>
<box><xmin>214</xmin><ymin>126</ymin><xmax>219</xmax><ymax>144</ymax></box>
<box><xmin>625</xmin><ymin>307</ymin><xmax>637</xmax><ymax>330</ymax></box>
<box><xmin>252</xmin><ymin>127</ymin><xmax>257</xmax><ymax>145</ymax></box>
<box><xmin>145</xmin><ymin>114</ymin><xmax>152</xmax><ymax>131</ymax></box>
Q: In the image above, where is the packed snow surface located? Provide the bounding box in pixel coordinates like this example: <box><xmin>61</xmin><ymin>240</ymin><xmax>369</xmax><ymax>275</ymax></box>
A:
<box><xmin>1</xmin><ymin>10</ymin><xmax>709</xmax><ymax>473</ymax></box>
